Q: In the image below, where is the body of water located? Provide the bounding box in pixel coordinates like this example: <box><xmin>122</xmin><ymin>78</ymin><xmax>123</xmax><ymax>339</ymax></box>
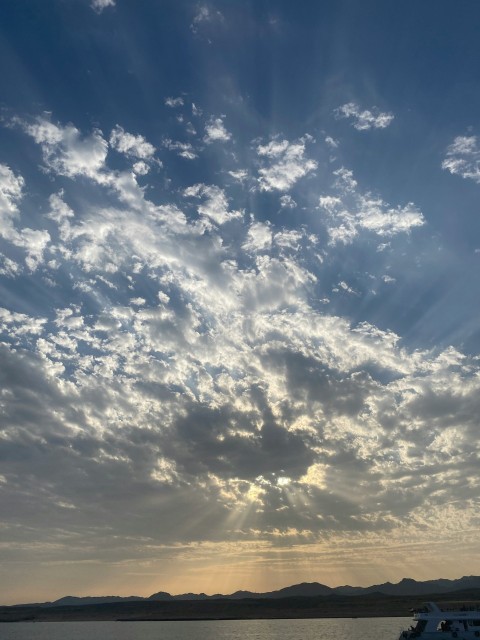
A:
<box><xmin>0</xmin><ymin>616</ymin><xmax>411</xmax><ymax>640</ymax></box>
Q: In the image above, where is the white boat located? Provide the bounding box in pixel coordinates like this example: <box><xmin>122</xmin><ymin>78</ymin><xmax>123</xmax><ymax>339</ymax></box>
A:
<box><xmin>400</xmin><ymin>602</ymin><xmax>480</xmax><ymax>640</ymax></box>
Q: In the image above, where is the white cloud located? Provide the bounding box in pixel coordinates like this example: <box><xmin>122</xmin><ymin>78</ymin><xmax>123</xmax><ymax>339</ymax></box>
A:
<box><xmin>0</xmin><ymin>164</ymin><xmax>50</xmax><ymax>270</ymax></box>
<box><xmin>333</xmin><ymin>167</ymin><xmax>357</xmax><ymax>193</ymax></box>
<box><xmin>184</xmin><ymin>183</ymin><xmax>242</xmax><ymax>225</ymax></box>
<box><xmin>239</xmin><ymin>254</ymin><xmax>315</xmax><ymax>312</ymax></box>
<box><xmin>54</xmin><ymin>306</ymin><xmax>84</xmax><ymax>330</ymax></box>
<box><xmin>279</xmin><ymin>194</ymin><xmax>297</xmax><ymax>209</ymax></box>
<box><xmin>109</xmin><ymin>125</ymin><xmax>156</xmax><ymax>161</ymax></box>
<box><xmin>243</xmin><ymin>221</ymin><xmax>272</xmax><ymax>253</ymax></box>
<box><xmin>185</xmin><ymin>122</ymin><xmax>197</xmax><ymax>135</ymax></box>
<box><xmin>130</xmin><ymin>297</ymin><xmax>146</xmax><ymax>307</ymax></box>
<box><xmin>274</xmin><ymin>228</ymin><xmax>303</xmax><ymax>250</ymax></box>
<box><xmin>165</xmin><ymin>97</ymin><xmax>184</xmax><ymax>108</ymax></box>
<box><xmin>382</xmin><ymin>275</ymin><xmax>396</xmax><ymax>283</ymax></box>
<box><xmin>228</xmin><ymin>169</ymin><xmax>248</xmax><ymax>182</ymax></box>
<box><xmin>325</xmin><ymin>136</ymin><xmax>339</xmax><ymax>148</ymax></box>
<box><xmin>163</xmin><ymin>139</ymin><xmax>198</xmax><ymax>159</ymax></box>
<box><xmin>132</xmin><ymin>161</ymin><xmax>151</xmax><ymax>175</ymax></box>
<box><xmin>356</xmin><ymin>195</ymin><xmax>424</xmax><ymax>236</ymax></box>
<box><xmin>328</xmin><ymin>197</ymin><xmax>424</xmax><ymax>245</ymax></box>
<box><xmin>0</xmin><ymin>254</ymin><xmax>21</xmax><ymax>277</ymax></box>
<box><xmin>20</xmin><ymin>116</ymin><xmax>108</xmax><ymax>180</ymax></box>
<box><xmin>257</xmin><ymin>137</ymin><xmax>317</xmax><ymax>192</ymax></box>
<box><xmin>334</xmin><ymin>280</ymin><xmax>357</xmax><ymax>295</ymax></box>
<box><xmin>318</xmin><ymin>195</ymin><xmax>342</xmax><ymax>213</ymax></box>
<box><xmin>0</xmin><ymin>164</ymin><xmax>24</xmax><ymax>236</ymax></box>
<box><xmin>335</xmin><ymin>102</ymin><xmax>394</xmax><ymax>130</ymax></box>
<box><xmin>91</xmin><ymin>0</ymin><xmax>115</xmax><ymax>12</ymax></box>
<box><xmin>47</xmin><ymin>192</ymin><xmax>75</xmax><ymax>244</ymax></box>
<box><xmin>442</xmin><ymin>135</ymin><xmax>480</xmax><ymax>183</ymax></box>
<box><xmin>204</xmin><ymin>116</ymin><xmax>231</xmax><ymax>144</ymax></box>
<box><xmin>321</xmin><ymin>170</ymin><xmax>424</xmax><ymax>244</ymax></box>
<box><xmin>47</xmin><ymin>191</ymin><xmax>74</xmax><ymax>223</ymax></box>
<box><xmin>0</xmin><ymin>307</ymin><xmax>47</xmax><ymax>336</ymax></box>
<box><xmin>17</xmin><ymin>228</ymin><xmax>51</xmax><ymax>271</ymax></box>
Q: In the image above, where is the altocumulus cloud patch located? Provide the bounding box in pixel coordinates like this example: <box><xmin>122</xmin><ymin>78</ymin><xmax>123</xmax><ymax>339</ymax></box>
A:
<box><xmin>1</xmin><ymin>110</ymin><xmax>479</xmax><ymax>557</ymax></box>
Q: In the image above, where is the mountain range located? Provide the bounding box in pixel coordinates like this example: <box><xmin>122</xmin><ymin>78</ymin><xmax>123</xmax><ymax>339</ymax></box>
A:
<box><xmin>18</xmin><ymin>575</ymin><xmax>480</xmax><ymax>607</ymax></box>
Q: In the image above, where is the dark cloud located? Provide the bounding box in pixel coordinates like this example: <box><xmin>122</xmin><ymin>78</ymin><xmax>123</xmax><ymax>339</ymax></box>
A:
<box><xmin>166</xmin><ymin>401</ymin><xmax>314</xmax><ymax>480</ymax></box>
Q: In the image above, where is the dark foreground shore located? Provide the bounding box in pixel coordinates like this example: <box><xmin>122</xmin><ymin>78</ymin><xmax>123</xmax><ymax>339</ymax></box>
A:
<box><xmin>2</xmin><ymin>589</ymin><xmax>480</xmax><ymax>623</ymax></box>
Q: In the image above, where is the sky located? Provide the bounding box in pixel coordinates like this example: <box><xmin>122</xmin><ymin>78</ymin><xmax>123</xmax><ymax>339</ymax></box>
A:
<box><xmin>1</xmin><ymin>0</ymin><xmax>480</xmax><ymax>606</ymax></box>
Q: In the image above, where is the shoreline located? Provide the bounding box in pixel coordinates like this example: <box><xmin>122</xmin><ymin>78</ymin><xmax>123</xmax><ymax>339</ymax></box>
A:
<box><xmin>1</xmin><ymin>590</ymin><xmax>479</xmax><ymax>623</ymax></box>
<box><xmin>0</xmin><ymin>614</ymin><xmax>411</xmax><ymax>623</ymax></box>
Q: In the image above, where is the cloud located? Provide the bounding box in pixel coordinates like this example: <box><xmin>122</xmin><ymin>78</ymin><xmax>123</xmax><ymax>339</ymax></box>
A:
<box><xmin>16</xmin><ymin>228</ymin><xmax>51</xmax><ymax>271</ymax></box>
<box><xmin>442</xmin><ymin>135</ymin><xmax>480</xmax><ymax>183</ymax></box>
<box><xmin>333</xmin><ymin>167</ymin><xmax>357</xmax><ymax>192</ymax></box>
<box><xmin>204</xmin><ymin>116</ymin><xmax>231</xmax><ymax>143</ymax></box>
<box><xmin>165</xmin><ymin>97</ymin><xmax>185</xmax><ymax>108</ymax></box>
<box><xmin>0</xmin><ymin>307</ymin><xmax>47</xmax><ymax>337</ymax></box>
<box><xmin>184</xmin><ymin>183</ymin><xmax>242</xmax><ymax>225</ymax></box>
<box><xmin>90</xmin><ymin>0</ymin><xmax>115</xmax><ymax>13</ymax></box>
<box><xmin>2</xmin><ymin>111</ymin><xmax>476</xmax><ymax>600</ymax></box>
<box><xmin>163</xmin><ymin>138</ymin><xmax>198</xmax><ymax>159</ymax></box>
<box><xmin>319</xmin><ymin>169</ymin><xmax>425</xmax><ymax>244</ymax></box>
<box><xmin>334</xmin><ymin>103</ymin><xmax>394</xmax><ymax>130</ymax></box>
<box><xmin>334</xmin><ymin>280</ymin><xmax>358</xmax><ymax>295</ymax></box>
<box><xmin>325</xmin><ymin>136</ymin><xmax>339</xmax><ymax>148</ymax></box>
<box><xmin>0</xmin><ymin>164</ymin><xmax>50</xmax><ymax>270</ymax></box>
<box><xmin>228</xmin><ymin>169</ymin><xmax>248</xmax><ymax>182</ymax></box>
<box><xmin>0</xmin><ymin>255</ymin><xmax>21</xmax><ymax>277</ymax></box>
<box><xmin>356</xmin><ymin>195</ymin><xmax>424</xmax><ymax>236</ymax></box>
<box><xmin>274</xmin><ymin>228</ymin><xmax>303</xmax><ymax>250</ymax></box>
<box><xmin>191</xmin><ymin>5</ymin><xmax>225</xmax><ymax>34</ymax></box>
<box><xmin>382</xmin><ymin>274</ymin><xmax>396</xmax><ymax>283</ymax></box>
<box><xmin>0</xmin><ymin>164</ymin><xmax>24</xmax><ymax>236</ymax></box>
<box><xmin>132</xmin><ymin>161</ymin><xmax>151</xmax><ymax>175</ymax></box>
<box><xmin>243</xmin><ymin>221</ymin><xmax>273</xmax><ymax>253</ymax></box>
<box><xmin>280</xmin><ymin>194</ymin><xmax>297</xmax><ymax>209</ymax></box>
<box><xmin>109</xmin><ymin>125</ymin><xmax>156</xmax><ymax>161</ymax></box>
<box><xmin>257</xmin><ymin>137</ymin><xmax>317</xmax><ymax>192</ymax></box>
<box><xmin>18</xmin><ymin>116</ymin><xmax>108</xmax><ymax>181</ymax></box>
<box><xmin>318</xmin><ymin>195</ymin><xmax>342</xmax><ymax>212</ymax></box>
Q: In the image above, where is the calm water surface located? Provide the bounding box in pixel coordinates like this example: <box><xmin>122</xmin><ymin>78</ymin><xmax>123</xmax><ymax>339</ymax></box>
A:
<box><xmin>0</xmin><ymin>616</ymin><xmax>411</xmax><ymax>640</ymax></box>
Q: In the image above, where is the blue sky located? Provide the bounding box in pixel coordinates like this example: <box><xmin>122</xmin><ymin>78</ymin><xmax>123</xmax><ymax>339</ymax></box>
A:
<box><xmin>1</xmin><ymin>0</ymin><xmax>480</xmax><ymax>604</ymax></box>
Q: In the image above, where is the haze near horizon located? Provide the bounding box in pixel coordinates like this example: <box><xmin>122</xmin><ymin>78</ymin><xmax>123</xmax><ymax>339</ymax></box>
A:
<box><xmin>1</xmin><ymin>0</ymin><xmax>480</xmax><ymax>607</ymax></box>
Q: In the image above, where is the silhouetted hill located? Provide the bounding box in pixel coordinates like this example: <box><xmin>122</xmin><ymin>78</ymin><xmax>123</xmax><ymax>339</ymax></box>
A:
<box><xmin>11</xmin><ymin>575</ymin><xmax>480</xmax><ymax>608</ymax></box>
<box><xmin>265</xmin><ymin>582</ymin><xmax>334</xmax><ymax>598</ymax></box>
<box><xmin>337</xmin><ymin>577</ymin><xmax>480</xmax><ymax>597</ymax></box>
<box><xmin>149</xmin><ymin>582</ymin><xmax>333</xmax><ymax>601</ymax></box>
<box><xmin>3</xmin><ymin>588</ymin><xmax>480</xmax><ymax>622</ymax></box>
<box><xmin>45</xmin><ymin>596</ymin><xmax>144</xmax><ymax>607</ymax></box>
